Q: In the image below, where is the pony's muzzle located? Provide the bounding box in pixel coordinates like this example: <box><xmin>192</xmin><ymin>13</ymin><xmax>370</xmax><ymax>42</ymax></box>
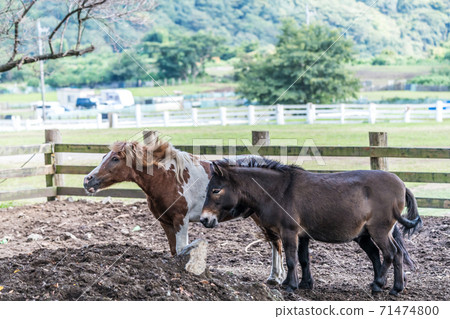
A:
<box><xmin>83</xmin><ymin>175</ymin><xmax>99</xmax><ymax>193</ymax></box>
<box><xmin>200</xmin><ymin>211</ymin><xmax>218</xmax><ymax>228</ymax></box>
<box><xmin>200</xmin><ymin>217</ymin><xmax>217</xmax><ymax>228</ymax></box>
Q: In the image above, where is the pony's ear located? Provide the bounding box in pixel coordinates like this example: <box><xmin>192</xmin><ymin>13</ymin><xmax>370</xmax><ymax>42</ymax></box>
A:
<box><xmin>211</xmin><ymin>161</ymin><xmax>224</xmax><ymax>176</ymax></box>
<box><xmin>211</xmin><ymin>161</ymin><xmax>226</xmax><ymax>177</ymax></box>
<box><xmin>152</xmin><ymin>143</ymin><xmax>169</xmax><ymax>160</ymax></box>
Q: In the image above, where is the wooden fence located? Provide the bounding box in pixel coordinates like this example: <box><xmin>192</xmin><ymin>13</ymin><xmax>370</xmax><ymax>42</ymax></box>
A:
<box><xmin>0</xmin><ymin>130</ymin><xmax>449</xmax><ymax>210</ymax></box>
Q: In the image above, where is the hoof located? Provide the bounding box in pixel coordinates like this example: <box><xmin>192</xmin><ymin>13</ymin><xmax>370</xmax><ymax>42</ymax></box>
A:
<box><xmin>298</xmin><ymin>280</ymin><xmax>314</xmax><ymax>290</ymax></box>
<box><xmin>266</xmin><ymin>278</ymin><xmax>280</xmax><ymax>286</ymax></box>
<box><xmin>284</xmin><ymin>286</ymin><xmax>296</xmax><ymax>293</ymax></box>
<box><xmin>371</xmin><ymin>282</ymin><xmax>383</xmax><ymax>294</ymax></box>
<box><xmin>389</xmin><ymin>289</ymin><xmax>401</xmax><ymax>296</ymax></box>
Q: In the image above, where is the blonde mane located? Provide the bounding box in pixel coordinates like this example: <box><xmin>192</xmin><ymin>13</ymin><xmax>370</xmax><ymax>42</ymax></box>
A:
<box><xmin>110</xmin><ymin>138</ymin><xmax>197</xmax><ymax>183</ymax></box>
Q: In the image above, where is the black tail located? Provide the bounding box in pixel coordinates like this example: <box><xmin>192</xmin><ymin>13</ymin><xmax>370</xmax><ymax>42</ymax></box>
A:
<box><xmin>396</xmin><ymin>188</ymin><xmax>423</xmax><ymax>238</ymax></box>
<box><xmin>392</xmin><ymin>225</ymin><xmax>415</xmax><ymax>270</ymax></box>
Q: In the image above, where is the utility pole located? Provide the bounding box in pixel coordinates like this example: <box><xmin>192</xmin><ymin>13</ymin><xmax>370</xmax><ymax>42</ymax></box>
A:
<box><xmin>37</xmin><ymin>19</ymin><xmax>46</xmax><ymax>122</ymax></box>
<box><xmin>305</xmin><ymin>3</ymin><xmax>310</xmax><ymax>26</ymax></box>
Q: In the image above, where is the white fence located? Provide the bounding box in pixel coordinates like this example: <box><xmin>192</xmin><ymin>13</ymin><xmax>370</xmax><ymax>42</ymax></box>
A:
<box><xmin>0</xmin><ymin>101</ymin><xmax>448</xmax><ymax>131</ymax></box>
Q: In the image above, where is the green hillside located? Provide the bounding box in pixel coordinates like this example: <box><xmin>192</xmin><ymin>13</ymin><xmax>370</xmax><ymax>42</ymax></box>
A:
<box><xmin>32</xmin><ymin>0</ymin><xmax>449</xmax><ymax>57</ymax></box>
<box><xmin>150</xmin><ymin>0</ymin><xmax>449</xmax><ymax>57</ymax></box>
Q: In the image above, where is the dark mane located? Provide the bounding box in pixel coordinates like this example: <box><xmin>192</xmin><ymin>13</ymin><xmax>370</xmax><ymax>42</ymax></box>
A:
<box><xmin>214</xmin><ymin>156</ymin><xmax>304</xmax><ymax>173</ymax></box>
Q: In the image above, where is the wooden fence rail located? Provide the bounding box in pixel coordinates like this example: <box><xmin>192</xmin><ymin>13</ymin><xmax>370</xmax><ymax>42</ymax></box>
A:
<box><xmin>0</xmin><ymin>130</ymin><xmax>449</xmax><ymax>209</ymax></box>
<box><xmin>54</xmin><ymin>144</ymin><xmax>450</xmax><ymax>158</ymax></box>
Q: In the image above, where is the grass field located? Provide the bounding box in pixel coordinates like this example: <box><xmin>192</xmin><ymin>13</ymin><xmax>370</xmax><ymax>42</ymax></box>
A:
<box><xmin>1</xmin><ymin>121</ymin><xmax>449</xmax><ymax>147</ymax></box>
<box><xmin>0</xmin><ymin>83</ymin><xmax>236</xmax><ymax>105</ymax></box>
<box><xmin>0</xmin><ymin>92</ymin><xmax>58</xmax><ymax>104</ymax></box>
<box><xmin>359</xmin><ymin>90</ymin><xmax>450</xmax><ymax>101</ymax></box>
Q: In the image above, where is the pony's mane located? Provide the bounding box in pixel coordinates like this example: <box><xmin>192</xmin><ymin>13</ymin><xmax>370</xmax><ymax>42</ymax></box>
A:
<box><xmin>110</xmin><ymin>138</ymin><xmax>196</xmax><ymax>183</ymax></box>
<box><xmin>215</xmin><ymin>156</ymin><xmax>303</xmax><ymax>173</ymax></box>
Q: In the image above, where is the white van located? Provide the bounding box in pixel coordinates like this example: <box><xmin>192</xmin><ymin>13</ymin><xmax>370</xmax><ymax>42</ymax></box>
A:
<box><xmin>100</xmin><ymin>89</ymin><xmax>135</xmax><ymax>108</ymax></box>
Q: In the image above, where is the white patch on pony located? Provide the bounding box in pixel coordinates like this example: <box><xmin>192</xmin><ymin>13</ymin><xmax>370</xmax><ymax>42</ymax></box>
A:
<box><xmin>267</xmin><ymin>242</ymin><xmax>285</xmax><ymax>284</ymax></box>
<box><xmin>89</xmin><ymin>151</ymin><xmax>112</xmax><ymax>176</ymax></box>
<box><xmin>180</xmin><ymin>156</ymin><xmax>210</xmax><ymax>223</ymax></box>
<box><xmin>175</xmin><ymin>214</ymin><xmax>190</xmax><ymax>254</ymax></box>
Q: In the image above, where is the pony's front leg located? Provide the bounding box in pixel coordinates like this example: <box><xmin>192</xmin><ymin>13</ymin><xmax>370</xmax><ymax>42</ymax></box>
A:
<box><xmin>160</xmin><ymin>221</ymin><xmax>177</xmax><ymax>256</ymax></box>
<box><xmin>298</xmin><ymin>237</ymin><xmax>313</xmax><ymax>289</ymax></box>
<box><xmin>281</xmin><ymin>232</ymin><xmax>299</xmax><ymax>292</ymax></box>
<box><xmin>174</xmin><ymin>215</ymin><xmax>190</xmax><ymax>254</ymax></box>
<box><xmin>267</xmin><ymin>240</ymin><xmax>285</xmax><ymax>285</ymax></box>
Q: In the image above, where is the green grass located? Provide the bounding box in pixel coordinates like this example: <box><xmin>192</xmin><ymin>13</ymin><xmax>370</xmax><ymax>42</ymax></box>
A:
<box><xmin>0</xmin><ymin>83</ymin><xmax>236</xmax><ymax>105</ymax></box>
<box><xmin>0</xmin><ymin>92</ymin><xmax>58</xmax><ymax>104</ymax></box>
<box><xmin>128</xmin><ymin>82</ymin><xmax>236</xmax><ymax>97</ymax></box>
<box><xmin>0</xmin><ymin>201</ymin><xmax>14</xmax><ymax>208</ymax></box>
<box><xmin>1</xmin><ymin>121</ymin><xmax>449</xmax><ymax>146</ymax></box>
<box><xmin>360</xmin><ymin>90</ymin><xmax>450</xmax><ymax>101</ymax></box>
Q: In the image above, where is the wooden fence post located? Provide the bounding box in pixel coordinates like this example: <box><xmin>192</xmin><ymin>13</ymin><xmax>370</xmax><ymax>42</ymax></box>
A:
<box><xmin>404</xmin><ymin>105</ymin><xmax>411</xmax><ymax>123</ymax></box>
<box><xmin>276</xmin><ymin>104</ymin><xmax>285</xmax><ymax>125</ymax></box>
<box><xmin>143</xmin><ymin>130</ymin><xmax>159</xmax><ymax>144</ymax></box>
<box><xmin>340</xmin><ymin>104</ymin><xmax>345</xmax><ymax>124</ymax></box>
<box><xmin>369</xmin><ymin>103</ymin><xmax>377</xmax><ymax>124</ymax></box>
<box><xmin>45</xmin><ymin>129</ymin><xmax>62</xmax><ymax>201</ymax></box>
<box><xmin>163</xmin><ymin>111</ymin><xmax>170</xmax><ymax>126</ymax></box>
<box><xmin>306</xmin><ymin>103</ymin><xmax>315</xmax><ymax>124</ymax></box>
<box><xmin>108</xmin><ymin>113</ymin><xmax>118</xmax><ymax>128</ymax></box>
<box><xmin>220</xmin><ymin>107</ymin><xmax>227</xmax><ymax>126</ymax></box>
<box><xmin>369</xmin><ymin>132</ymin><xmax>388</xmax><ymax>171</ymax></box>
<box><xmin>252</xmin><ymin>130</ymin><xmax>270</xmax><ymax>146</ymax></box>
<box><xmin>191</xmin><ymin>107</ymin><xmax>198</xmax><ymax>125</ymax></box>
<box><xmin>436</xmin><ymin>100</ymin><xmax>443</xmax><ymax>122</ymax></box>
<box><xmin>135</xmin><ymin>104</ymin><xmax>142</xmax><ymax>127</ymax></box>
<box><xmin>248</xmin><ymin>105</ymin><xmax>255</xmax><ymax>125</ymax></box>
<box><xmin>96</xmin><ymin>113</ymin><xmax>102</xmax><ymax>128</ymax></box>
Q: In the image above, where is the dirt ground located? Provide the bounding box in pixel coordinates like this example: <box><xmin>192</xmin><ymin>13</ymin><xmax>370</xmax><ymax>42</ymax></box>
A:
<box><xmin>0</xmin><ymin>199</ymin><xmax>449</xmax><ymax>301</ymax></box>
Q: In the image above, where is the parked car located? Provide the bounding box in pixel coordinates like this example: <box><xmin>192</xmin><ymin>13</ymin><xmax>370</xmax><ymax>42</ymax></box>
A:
<box><xmin>34</xmin><ymin>102</ymin><xmax>67</xmax><ymax>118</ymax></box>
<box><xmin>97</xmin><ymin>100</ymin><xmax>123</xmax><ymax>111</ymax></box>
<box><xmin>76</xmin><ymin>97</ymin><xmax>98</xmax><ymax>109</ymax></box>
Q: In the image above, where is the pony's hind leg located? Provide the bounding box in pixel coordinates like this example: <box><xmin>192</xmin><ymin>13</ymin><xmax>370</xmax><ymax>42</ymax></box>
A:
<box><xmin>267</xmin><ymin>240</ymin><xmax>285</xmax><ymax>285</ymax></box>
<box><xmin>390</xmin><ymin>238</ymin><xmax>404</xmax><ymax>296</ymax></box>
<box><xmin>354</xmin><ymin>234</ymin><xmax>382</xmax><ymax>292</ymax></box>
<box><xmin>281</xmin><ymin>232</ymin><xmax>299</xmax><ymax>292</ymax></box>
<box><xmin>369</xmin><ymin>231</ymin><xmax>397</xmax><ymax>293</ymax></box>
<box><xmin>298</xmin><ymin>237</ymin><xmax>313</xmax><ymax>289</ymax></box>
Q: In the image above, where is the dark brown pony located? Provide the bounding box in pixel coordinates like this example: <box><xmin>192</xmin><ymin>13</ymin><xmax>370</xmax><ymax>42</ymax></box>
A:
<box><xmin>200</xmin><ymin>158</ymin><xmax>422</xmax><ymax>295</ymax></box>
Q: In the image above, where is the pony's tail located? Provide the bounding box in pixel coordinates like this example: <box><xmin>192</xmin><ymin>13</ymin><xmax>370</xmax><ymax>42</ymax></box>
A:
<box><xmin>396</xmin><ymin>188</ymin><xmax>423</xmax><ymax>238</ymax></box>
<box><xmin>392</xmin><ymin>225</ymin><xmax>415</xmax><ymax>270</ymax></box>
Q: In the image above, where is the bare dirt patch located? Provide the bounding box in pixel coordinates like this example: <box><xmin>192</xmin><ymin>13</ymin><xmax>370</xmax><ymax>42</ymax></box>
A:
<box><xmin>0</xmin><ymin>200</ymin><xmax>448</xmax><ymax>301</ymax></box>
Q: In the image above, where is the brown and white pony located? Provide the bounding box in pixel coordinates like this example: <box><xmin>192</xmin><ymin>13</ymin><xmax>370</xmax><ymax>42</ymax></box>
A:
<box><xmin>83</xmin><ymin>138</ymin><xmax>285</xmax><ymax>284</ymax></box>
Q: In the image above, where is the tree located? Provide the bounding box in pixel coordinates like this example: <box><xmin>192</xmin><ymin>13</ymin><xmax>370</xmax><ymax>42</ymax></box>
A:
<box><xmin>156</xmin><ymin>32</ymin><xmax>221</xmax><ymax>79</ymax></box>
<box><xmin>107</xmin><ymin>53</ymin><xmax>152</xmax><ymax>84</ymax></box>
<box><xmin>0</xmin><ymin>0</ymin><xmax>155</xmax><ymax>73</ymax></box>
<box><xmin>236</xmin><ymin>20</ymin><xmax>361</xmax><ymax>104</ymax></box>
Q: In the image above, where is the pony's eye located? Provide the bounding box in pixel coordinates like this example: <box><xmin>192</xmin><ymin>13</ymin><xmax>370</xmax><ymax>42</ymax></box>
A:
<box><xmin>112</xmin><ymin>157</ymin><xmax>120</xmax><ymax>162</ymax></box>
<box><xmin>212</xmin><ymin>189</ymin><xmax>221</xmax><ymax>194</ymax></box>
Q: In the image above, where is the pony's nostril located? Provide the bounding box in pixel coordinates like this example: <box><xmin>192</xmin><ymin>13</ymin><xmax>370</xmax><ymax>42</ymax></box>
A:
<box><xmin>86</xmin><ymin>175</ymin><xmax>93</xmax><ymax>181</ymax></box>
<box><xmin>200</xmin><ymin>218</ymin><xmax>208</xmax><ymax>226</ymax></box>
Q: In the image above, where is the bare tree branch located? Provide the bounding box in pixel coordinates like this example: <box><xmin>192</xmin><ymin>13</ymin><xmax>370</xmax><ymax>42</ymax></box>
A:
<box><xmin>0</xmin><ymin>45</ymin><xmax>95</xmax><ymax>73</ymax></box>
<box><xmin>8</xmin><ymin>0</ymin><xmax>37</xmax><ymax>63</ymax></box>
<box><xmin>0</xmin><ymin>0</ymin><xmax>155</xmax><ymax>73</ymax></box>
